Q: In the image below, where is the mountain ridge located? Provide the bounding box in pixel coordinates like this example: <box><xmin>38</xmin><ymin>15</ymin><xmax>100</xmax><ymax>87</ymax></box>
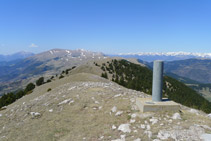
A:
<box><xmin>111</xmin><ymin>52</ymin><xmax>211</xmax><ymax>62</ymax></box>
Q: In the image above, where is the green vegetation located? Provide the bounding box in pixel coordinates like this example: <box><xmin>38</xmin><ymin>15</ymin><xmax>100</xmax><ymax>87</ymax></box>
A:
<box><xmin>0</xmin><ymin>82</ymin><xmax>36</xmax><ymax>109</ymax></box>
<box><xmin>47</xmin><ymin>88</ymin><xmax>52</xmax><ymax>92</ymax></box>
<box><xmin>101</xmin><ymin>72</ymin><xmax>108</xmax><ymax>79</ymax></box>
<box><xmin>36</xmin><ymin>77</ymin><xmax>45</xmax><ymax>86</ymax></box>
<box><xmin>59</xmin><ymin>75</ymin><xmax>64</xmax><ymax>79</ymax></box>
<box><xmin>25</xmin><ymin>83</ymin><xmax>35</xmax><ymax>93</ymax></box>
<box><xmin>100</xmin><ymin>59</ymin><xmax>211</xmax><ymax>113</ymax></box>
<box><xmin>0</xmin><ymin>66</ymin><xmax>77</xmax><ymax>109</ymax></box>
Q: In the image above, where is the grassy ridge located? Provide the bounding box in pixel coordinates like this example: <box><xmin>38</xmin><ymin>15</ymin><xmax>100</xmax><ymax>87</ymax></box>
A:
<box><xmin>99</xmin><ymin>59</ymin><xmax>211</xmax><ymax>113</ymax></box>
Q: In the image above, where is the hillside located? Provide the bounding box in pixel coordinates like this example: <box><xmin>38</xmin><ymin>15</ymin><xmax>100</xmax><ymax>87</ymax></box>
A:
<box><xmin>87</xmin><ymin>59</ymin><xmax>211</xmax><ymax>113</ymax></box>
<box><xmin>0</xmin><ymin>73</ymin><xmax>211</xmax><ymax>141</ymax></box>
<box><xmin>0</xmin><ymin>49</ymin><xmax>106</xmax><ymax>95</ymax></box>
<box><xmin>163</xmin><ymin>58</ymin><xmax>211</xmax><ymax>84</ymax></box>
<box><xmin>0</xmin><ymin>51</ymin><xmax>34</xmax><ymax>62</ymax></box>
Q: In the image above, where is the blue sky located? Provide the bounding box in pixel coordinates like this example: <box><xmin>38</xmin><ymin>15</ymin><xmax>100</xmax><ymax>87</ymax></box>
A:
<box><xmin>0</xmin><ymin>0</ymin><xmax>211</xmax><ymax>54</ymax></box>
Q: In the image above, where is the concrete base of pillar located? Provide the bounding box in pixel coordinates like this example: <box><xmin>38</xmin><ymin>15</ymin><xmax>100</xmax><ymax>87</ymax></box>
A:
<box><xmin>136</xmin><ymin>98</ymin><xmax>180</xmax><ymax>113</ymax></box>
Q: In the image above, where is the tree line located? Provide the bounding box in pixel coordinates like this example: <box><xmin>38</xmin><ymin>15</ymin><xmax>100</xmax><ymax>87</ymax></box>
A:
<box><xmin>99</xmin><ymin>59</ymin><xmax>211</xmax><ymax>113</ymax></box>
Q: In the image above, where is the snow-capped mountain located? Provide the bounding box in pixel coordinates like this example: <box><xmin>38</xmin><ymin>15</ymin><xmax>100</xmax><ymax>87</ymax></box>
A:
<box><xmin>113</xmin><ymin>52</ymin><xmax>211</xmax><ymax>62</ymax></box>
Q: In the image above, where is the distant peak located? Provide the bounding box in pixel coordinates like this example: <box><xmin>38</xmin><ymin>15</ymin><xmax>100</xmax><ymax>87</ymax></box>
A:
<box><xmin>118</xmin><ymin>52</ymin><xmax>211</xmax><ymax>58</ymax></box>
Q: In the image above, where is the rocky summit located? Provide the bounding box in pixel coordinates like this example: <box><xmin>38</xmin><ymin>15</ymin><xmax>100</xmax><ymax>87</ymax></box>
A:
<box><xmin>0</xmin><ymin>73</ymin><xmax>210</xmax><ymax>141</ymax></box>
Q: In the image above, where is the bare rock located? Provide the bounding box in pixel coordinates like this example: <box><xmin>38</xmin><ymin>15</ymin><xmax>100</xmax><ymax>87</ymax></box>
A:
<box><xmin>111</xmin><ymin>106</ymin><xmax>117</xmax><ymax>113</ymax></box>
<box><xmin>118</xmin><ymin>124</ymin><xmax>131</xmax><ymax>133</ymax></box>
<box><xmin>172</xmin><ymin>113</ymin><xmax>181</xmax><ymax>120</ymax></box>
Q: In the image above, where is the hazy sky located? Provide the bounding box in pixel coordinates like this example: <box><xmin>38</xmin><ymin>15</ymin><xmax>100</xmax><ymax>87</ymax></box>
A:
<box><xmin>0</xmin><ymin>0</ymin><xmax>211</xmax><ymax>54</ymax></box>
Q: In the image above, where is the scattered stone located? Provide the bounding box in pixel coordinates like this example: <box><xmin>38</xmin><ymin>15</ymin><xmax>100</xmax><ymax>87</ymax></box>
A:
<box><xmin>133</xmin><ymin>138</ymin><xmax>141</xmax><ymax>141</ymax></box>
<box><xmin>144</xmin><ymin>130</ymin><xmax>152</xmax><ymax>138</ymax></box>
<box><xmin>118</xmin><ymin>124</ymin><xmax>131</xmax><ymax>133</ymax></box>
<box><xmin>99</xmin><ymin>136</ymin><xmax>104</xmax><ymax>140</ymax></box>
<box><xmin>146</xmin><ymin>125</ymin><xmax>151</xmax><ymax>130</ymax></box>
<box><xmin>68</xmin><ymin>86</ymin><xmax>76</xmax><ymax>91</ymax></box>
<box><xmin>139</xmin><ymin>112</ymin><xmax>154</xmax><ymax>119</ymax></box>
<box><xmin>114</xmin><ymin>94</ymin><xmax>122</xmax><ymax>98</ymax></box>
<box><xmin>172</xmin><ymin>113</ymin><xmax>181</xmax><ymax>120</ymax></box>
<box><xmin>153</xmin><ymin>139</ymin><xmax>160</xmax><ymax>141</ymax></box>
<box><xmin>99</xmin><ymin>106</ymin><xmax>102</xmax><ymax>110</ymax></box>
<box><xmin>30</xmin><ymin>112</ymin><xmax>41</xmax><ymax>118</ymax></box>
<box><xmin>112</xmin><ymin>125</ymin><xmax>117</xmax><ymax>130</ymax></box>
<box><xmin>111</xmin><ymin>106</ymin><xmax>117</xmax><ymax>113</ymax></box>
<box><xmin>130</xmin><ymin>98</ymin><xmax>135</xmax><ymax>103</ymax></box>
<box><xmin>189</xmin><ymin>109</ymin><xmax>199</xmax><ymax>115</ymax></box>
<box><xmin>140</xmin><ymin>124</ymin><xmax>145</xmax><ymax>129</ymax></box>
<box><xmin>58</xmin><ymin>98</ymin><xmax>72</xmax><ymax>105</ymax></box>
<box><xmin>133</xmin><ymin>130</ymin><xmax>138</xmax><ymax>133</ymax></box>
<box><xmin>207</xmin><ymin>113</ymin><xmax>211</xmax><ymax>118</ymax></box>
<box><xmin>0</xmin><ymin>114</ymin><xmax>2</xmax><ymax>117</ymax></box>
<box><xmin>200</xmin><ymin>134</ymin><xmax>211</xmax><ymax>141</ymax></box>
<box><xmin>95</xmin><ymin>101</ymin><xmax>99</xmax><ymax>104</ymax></box>
<box><xmin>130</xmin><ymin>119</ymin><xmax>136</xmax><ymax>123</ymax></box>
<box><xmin>131</xmin><ymin>113</ymin><xmax>137</xmax><ymax>118</ymax></box>
<box><xmin>149</xmin><ymin>118</ymin><xmax>158</xmax><ymax>125</ymax></box>
<box><xmin>111</xmin><ymin>134</ymin><xmax>126</xmax><ymax>141</ymax></box>
<box><xmin>157</xmin><ymin>130</ymin><xmax>170</xmax><ymax>140</ymax></box>
<box><xmin>115</xmin><ymin>111</ymin><xmax>123</xmax><ymax>116</ymax></box>
<box><xmin>49</xmin><ymin>109</ymin><xmax>53</xmax><ymax>112</ymax></box>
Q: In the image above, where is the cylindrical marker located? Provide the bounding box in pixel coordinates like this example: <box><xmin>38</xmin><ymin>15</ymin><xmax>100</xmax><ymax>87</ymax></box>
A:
<box><xmin>152</xmin><ymin>60</ymin><xmax>163</xmax><ymax>102</ymax></box>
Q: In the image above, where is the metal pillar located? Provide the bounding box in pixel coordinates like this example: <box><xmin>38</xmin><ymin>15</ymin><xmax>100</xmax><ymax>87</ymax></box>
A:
<box><xmin>152</xmin><ymin>60</ymin><xmax>163</xmax><ymax>102</ymax></box>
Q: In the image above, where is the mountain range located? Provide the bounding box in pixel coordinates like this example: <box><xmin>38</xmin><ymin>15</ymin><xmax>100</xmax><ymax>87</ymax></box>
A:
<box><xmin>113</xmin><ymin>52</ymin><xmax>211</xmax><ymax>62</ymax></box>
<box><xmin>0</xmin><ymin>49</ymin><xmax>106</xmax><ymax>94</ymax></box>
<box><xmin>0</xmin><ymin>51</ymin><xmax>34</xmax><ymax>62</ymax></box>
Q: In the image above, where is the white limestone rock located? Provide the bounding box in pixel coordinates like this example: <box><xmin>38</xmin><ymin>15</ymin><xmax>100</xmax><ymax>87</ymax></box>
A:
<box><xmin>200</xmin><ymin>134</ymin><xmax>211</xmax><ymax>141</ymax></box>
<box><xmin>131</xmin><ymin>113</ymin><xmax>137</xmax><ymax>118</ymax></box>
<box><xmin>146</xmin><ymin>125</ymin><xmax>151</xmax><ymax>130</ymax></box>
<box><xmin>133</xmin><ymin>138</ymin><xmax>141</xmax><ymax>141</ymax></box>
<box><xmin>189</xmin><ymin>109</ymin><xmax>199</xmax><ymax>115</ymax></box>
<box><xmin>112</xmin><ymin>125</ymin><xmax>117</xmax><ymax>130</ymax></box>
<box><xmin>30</xmin><ymin>112</ymin><xmax>41</xmax><ymax>118</ymax></box>
<box><xmin>149</xmin><ymin>118</ymin><xmax>158</xmax><ymax>125</ymax></box>
<box><xmin>111</xmin><ymin>106</ymin><xmax>117</xmax><ymax>113</ymax></box>
<box><xmin>115</xmin><ymin>111</ymin><xmax>123</xmax><ymax>116</ymax></box>
<box><xmin>140</xmin><ymin>124</ymin><xmax>145</xmax><ymax>129</ymax></box>
<box><xmin>144</xmin><ymin>130</ymin><xmax>152</xmax><ymax>138</ymax></box>
<box><xmin>58</xmin><ymin>98</ymin><xmax>72</xmax><ymax>105</ymax></box>
<box><xmin>118</xmin><ymin>124</ymin><xmax>131</xmax><ymax>133</ymax></box>
<box><xmin>49</xmin><ymin>109</ymin><xmax>53</xmax><ymax>112</ymax></box>
<box><xmin>172</xmin><ymin>113</ymin><xmax>181</xmax><ymax>120</ymax></box>
<box><xmin>130</xmin><ymin>119</ymin><xmax>136</xmax><ymax>123</ymax></box>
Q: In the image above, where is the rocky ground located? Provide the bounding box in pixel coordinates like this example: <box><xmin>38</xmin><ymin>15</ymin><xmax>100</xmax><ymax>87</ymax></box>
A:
<box><xmin>0</xmin><ymin>73</ymin><xmax>211</xmax><ymax>141</ymax></box>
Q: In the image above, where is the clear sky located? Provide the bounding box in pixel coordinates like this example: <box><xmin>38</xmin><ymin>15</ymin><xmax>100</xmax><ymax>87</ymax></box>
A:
<box><xmin>0</xmin><ymin>0</ymin><xmax>211</xmax><ymax>54</ymax></box>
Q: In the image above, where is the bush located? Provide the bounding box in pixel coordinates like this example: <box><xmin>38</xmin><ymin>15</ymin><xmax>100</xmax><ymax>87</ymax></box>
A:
<box><xmin>25</xmin><ymin>83</ymin><xmax>35</xmax><ymax>93</ymax></box>
<box><xmin>59</xmin><ymin>75</ymin><xmax>64</xmax><ymax>79</ymax></box>
<box><xmin>47</xmin><ymin>88</ymin><xmax>52</xmax><ymax>92</ymax></box>
<box><xmin>36</xmin><ymin>77</ymin><xmax>44</xmax><ymax>86</ymax></box>
<box><xmin>46</xmin><ymin>79</ymin><xmax>51</xmax><ymax>83</ymax></box>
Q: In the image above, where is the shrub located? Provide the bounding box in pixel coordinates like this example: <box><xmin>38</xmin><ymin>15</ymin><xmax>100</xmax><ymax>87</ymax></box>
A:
<box><xmin>59</xmin><ymin>75</ymin><xmax>64</xmax><ymax>79</ymax></box>
<box><xmin>25</xmin><ymin>83</ymin><xmax>35</xmax><ymax>93</ymax></box>
<box><xmin>47</xmin><ymin>88</ymin><xmax>52</xmax><ymax>92</ymax></box>
<box><xmin>36</xmin><ymin>77</ymin><xmax>44</xmax><ymax>86</ymax></box>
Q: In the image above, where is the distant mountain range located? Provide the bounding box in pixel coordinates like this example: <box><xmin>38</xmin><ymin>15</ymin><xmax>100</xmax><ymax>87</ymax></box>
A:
<box><xmin>0</xmin><ymin>49</ymin><xmax>106</xmax><ymax>94</ymax></box>
<box><xmin>0</xmin><ymin>51</ymin><xmax>34</xmax><ymax>62</ymax></box>
<box><xmin>138</xmin><ymin>58</ymin><xmax>211</xmax><ymax>84</ymax></box>
<box><xmin>112</xmin><ymin>52</ymin><xmax>211</xmax><ymax>62</ymax></box>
